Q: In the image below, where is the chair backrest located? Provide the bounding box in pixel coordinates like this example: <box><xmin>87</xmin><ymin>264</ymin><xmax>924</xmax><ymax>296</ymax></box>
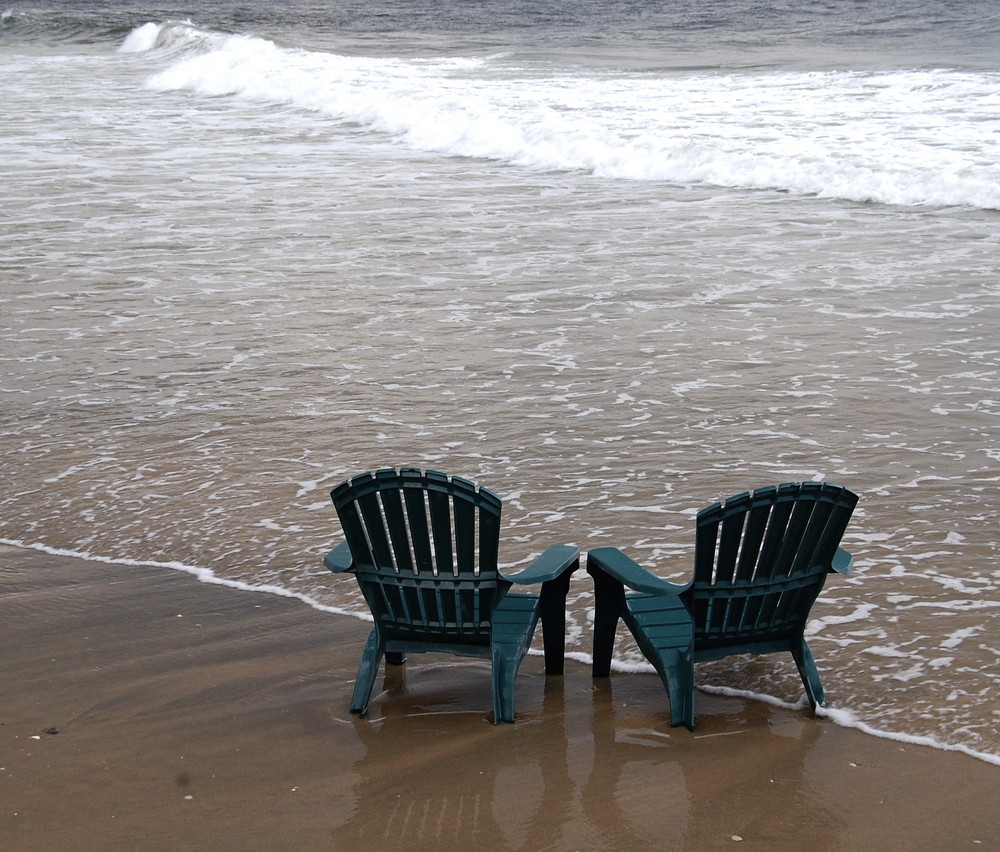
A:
<box><xmin>331</xmin><ymin>468</ymin><xmax>505</xmax><ymax>646</ymax></box>
<box><xmin>688</xmin><ymin>482</ymin><xmax>858</xmax><ymax>652</ymax></box>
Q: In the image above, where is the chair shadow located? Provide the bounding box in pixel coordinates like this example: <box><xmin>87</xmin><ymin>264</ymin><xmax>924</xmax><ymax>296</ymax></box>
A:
<box><xmin>329</xmin><ymin>663</ymin><xmax>575</xmax><ymax>850</ymax></box>
<box><xmin>585</xmin><ymin>673</ymin><xmax>842</xmax><ymax>850</ymax></box>
<box><xmin>329</xmin><ymin>662</ymin><xmax>843</xmax><ymax>850</ymax></box>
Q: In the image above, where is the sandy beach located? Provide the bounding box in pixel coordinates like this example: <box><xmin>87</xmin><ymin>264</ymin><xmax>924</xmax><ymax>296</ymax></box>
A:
<box><xmin>2</xmin><ymin>543</ymin><xmax>996</xmax><ymax>850</ymax></box>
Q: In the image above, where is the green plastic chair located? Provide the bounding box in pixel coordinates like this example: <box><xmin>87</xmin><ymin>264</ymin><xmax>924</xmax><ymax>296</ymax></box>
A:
<box><xmin>587</xmin><ymin>481</ymin><xmax>858</xmax><ymax>730</ymax></box>
<box><xmin>325</xmin><ymin>467</ymin><xmax>579</xmax><ymax>723</ymax></box>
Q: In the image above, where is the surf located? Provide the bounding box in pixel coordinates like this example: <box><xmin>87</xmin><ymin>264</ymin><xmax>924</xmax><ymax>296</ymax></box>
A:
<box><xmin>122</xmin><ymin>21</ymin><xmax>1000</xmax><ymax>210</ymax></box>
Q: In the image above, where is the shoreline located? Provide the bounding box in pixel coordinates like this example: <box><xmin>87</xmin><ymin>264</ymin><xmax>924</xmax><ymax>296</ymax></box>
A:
<box><xmin>3</xmin><ymin>543</ymin><xmax>997</xmax><ymax>849</ymax></box>
<box><xmin>7</xmin><ymin>537</ymin><xmax>998</xmax><ymax>769</ymax></box>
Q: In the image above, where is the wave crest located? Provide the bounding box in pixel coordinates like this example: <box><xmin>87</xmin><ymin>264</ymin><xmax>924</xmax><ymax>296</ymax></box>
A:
<box><xmin>130</xmin><ymin>24</ymin><xmax>1000</xmax><ymax>209</ymax></box>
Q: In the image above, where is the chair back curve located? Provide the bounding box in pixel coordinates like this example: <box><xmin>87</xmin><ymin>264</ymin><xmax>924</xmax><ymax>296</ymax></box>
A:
<box><xmin>689</xmin><ymin>481</ymin><xmax>858</xmax><ymax>654</ymax></box>
<box><xmin>331</xmin><ymin>467</ymin><xmax>506</xmax><ymax>647</ymax></box>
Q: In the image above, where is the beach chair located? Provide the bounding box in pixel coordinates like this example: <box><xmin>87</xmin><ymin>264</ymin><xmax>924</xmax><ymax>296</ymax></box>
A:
<box><xmin>587</xmin><ymin>481</ymin><xmax>858</xmax><ymax>730</ymax></box>
<box><xmin>325</xmin><ymin>467</ymin><xmax>579</xmax><ymax>723</ymax></box>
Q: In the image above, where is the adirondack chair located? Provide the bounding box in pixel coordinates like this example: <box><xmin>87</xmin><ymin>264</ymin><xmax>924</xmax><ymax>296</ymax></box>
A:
<box><xmin>587</xmin><ymin>481</ymin><xmax>858</xmax><ymax>730</ymax></box>
<box><xmin>325</xmin><ymin>467</ymin><xmax>579</xmax><ymax>723</ymax></box>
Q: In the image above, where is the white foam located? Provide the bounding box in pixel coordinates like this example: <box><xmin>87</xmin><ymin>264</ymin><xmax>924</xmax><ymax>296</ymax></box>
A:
<box><xmin>818</xmin><ymin>705</ymin><xmax>1000</xmax><ymax>767</ymax></box>
<box><xmin>940</xmin><ymin>626</ymin><xmax>983</xmax><ymax>648</ymax></box>
<box><xmin>864</xmin><ymin>645</ymin><xmax>912</xmax><ymax>659</ymax></box>
<box><xmin>118</xmin><ymin>21</ymin><xmax>163</xmax><ymax>53</ymax></box>
<box><xmin>0</xmin><ymin>538</ymin><xmax>373</xmax><ymax>623</ymax></box>
<box><xmin>696</xmin><ymin>684</ymin><xmax>1000</xmax><ymax>766</ymax></box>
<box><xmin>806</xmin><ymin>603</ymin><xmax>880</xmax><ymax>631</ymax></box>
<box><xmin>119</xmin><ymin>21</ymin><xmax>214</xmax><ymax>55</ymax></box>
<box><xmin>127</xmin><ymin>24</ymin><xmax>1000</xmax><ymax>210</ymax></box>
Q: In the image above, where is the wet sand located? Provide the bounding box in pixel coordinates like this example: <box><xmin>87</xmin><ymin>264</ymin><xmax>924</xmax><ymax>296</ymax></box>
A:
<box><xmin>2</xmin><ymin>543</ymin><xmax>996</xmax><ymax>851</ymax></box>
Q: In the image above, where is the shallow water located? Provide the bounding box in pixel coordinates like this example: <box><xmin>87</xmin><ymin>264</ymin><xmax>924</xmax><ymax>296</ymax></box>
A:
<box><xmin>2</xmin><ymin>0</ymin><xmax>998</xmax><ymax>762</ymax></box>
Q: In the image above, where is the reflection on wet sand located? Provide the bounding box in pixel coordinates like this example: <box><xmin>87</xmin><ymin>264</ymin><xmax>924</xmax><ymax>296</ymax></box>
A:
<box><xmin>331</xmin><ymin>660</ymin><xmax>849</xmax><ymax>849</ymax></box>
<box><xmin>331</xmin><ymin>664</ymin><xmax>575</xmax><ymax>849</ymax></box>
<box><xmin>3</xmin><ymin>547</ymin><xmax>995</xmax><ymax>851</ymax></box>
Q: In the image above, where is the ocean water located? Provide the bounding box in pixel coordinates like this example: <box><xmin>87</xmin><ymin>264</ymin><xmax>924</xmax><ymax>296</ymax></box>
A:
<box><xmin>2</xmin><ymin>1</ymin><xmax>998</xmax><ymax>763</ymax></box>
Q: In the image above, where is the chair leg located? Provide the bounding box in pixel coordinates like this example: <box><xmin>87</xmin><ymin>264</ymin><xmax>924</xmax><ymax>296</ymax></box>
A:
<box><xmin>661</xmin><ymin>647</ymin><xmax>695</xmax><ymax>731</ymax></box>
<box><xmin>790</xmin><ymin>636</ymin><xmax>825</xmax><ymax>709</ymax></box>
<box><xmin>539</xmin><ymin>555</ymin><xmax>578</xmax><ymax>675</ymax></box>
<box><xmin>491</xmin><ymin>640</ymin><xmax>524</xmax><ymax>724</ymax></box>
<box><xmin>628</xmin><ymin>626</ymin><xmax>695</xmax><ymax>730</ymax></box>
<box><xmin>623</xmin><ymin>595</ymin><xmax>696</xmax><ymax>730</ymax></box>
<box><xmin>589</xmin><ymin>566</ymin><xmax>626</xmax><ymax>678</ymax></box>
<box><xmin>490</xmin><ymin>594</ymin><xmax>541</xmax><ymax>724</ymax></box>
<box><xmin>350</xmin><ymin>627</ymin><xmax>386</xmax><ymax>716</ymax></box>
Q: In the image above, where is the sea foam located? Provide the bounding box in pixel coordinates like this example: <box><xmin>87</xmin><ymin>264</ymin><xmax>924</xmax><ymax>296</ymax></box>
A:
<box><xmin>125</xmin><ymin>22</ymin><xmax>1000</xmax><ymax>210</ymax></box>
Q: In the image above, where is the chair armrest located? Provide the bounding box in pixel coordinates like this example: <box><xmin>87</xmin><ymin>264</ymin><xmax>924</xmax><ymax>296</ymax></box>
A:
<box><xmin>324</xmin><ymin>541</ymin><xmax>355</xmax><ymax>574</ymax></box>
<box><xmin>586</xmin><ymin>547</ymin><xmax>690</xmax><ymax>596</ymax></box>
<box><xmin>501</xmin><ymin>544</ymin><xmax>580</xmax><ymax>586</ymax></box>
<box><xmin>831</xmin><ymin>547</ymin><xmax>853</xmax><ymax>575</ymax></box>
<box><xmin>502</xmin><ymin>545</ymin><xmax>579</xmax><ymax>676</ymax></box>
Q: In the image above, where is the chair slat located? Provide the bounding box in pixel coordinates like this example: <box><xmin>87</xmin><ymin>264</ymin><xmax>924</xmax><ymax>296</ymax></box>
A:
<box><xmin>411</xmin><ymin>580</ymin><xmax>431</xmax><ymax>626</ymax></box>
<box><xmin>752</xmin><ymin>589</ymin><xmax>783</xmax><ymax>634</ymax></box>
<box><xmin>478</xmin><ymin>498</ymin><xmax>502</xmax><ymax>576</ymax></box>
<box><xmin>734</xmin><ymin>495</ymin><xmax>773</xmax><ymax>582</ymax></box>
<box><xmin>357</xmin><ymin>488</ymin><xmax>396</xmax><ymax>572</ymax></box>
<box><xmin>742</xmin><ymin>589</ymin><xmax>766</xmax><ymax>634</ymax></box>
<box><xmin>452</xmin><ymin>477</ymin><xmax>478</xmax><ymax>576</ymax></box>
<box><xmin>378</xmin><ymin>486</ymin><xmax>414</xmax><ymax>574</ymax></box>
<box><xmin>715</xmin><ymin>507</ymin><xmax>746</xmax><ymax>584</ymax></box>
<box><xmin>466</xmin><ymin>585</ymin><xmax>479</xmax><ymax>633</ymax></box>
<box><xmin>693</xmin><ymin>511</ymin><xmax>720</xmax><ymax>583</ymax></box>
<box><xmin>427</xmin><ymin>481</ymin><xmax>455</xmax><ymax>575</ymax></box>
<box><xmin>754</xmin><ymin>492</ymin><xmax>796</xmax><ymax>581</ymax></box>
<box><xmin>333</xmin><ymin>497</ymin><xmax>371</xmax><ymax>568</ymax></box>
<box><xmin>771</xmin><ymin>497</ymin><xmax>814</xmax><ymax>578</ymax></box>
<box><xmin>403</xmin><ymin>487</ymin><xmax>435</xmax><ymax>573</ymax></box>
<box><xmin>791</xmin><ymin>495</ymin><xmax>833</xmax><ymax>573</ymax></box>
